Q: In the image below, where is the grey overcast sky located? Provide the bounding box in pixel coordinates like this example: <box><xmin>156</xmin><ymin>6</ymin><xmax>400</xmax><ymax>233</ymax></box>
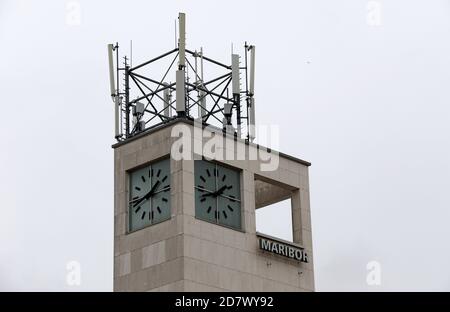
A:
<box><xmin>1</xmin><ymin>0</ymin><xmax>449</xmax><ymax>291</ymax></box>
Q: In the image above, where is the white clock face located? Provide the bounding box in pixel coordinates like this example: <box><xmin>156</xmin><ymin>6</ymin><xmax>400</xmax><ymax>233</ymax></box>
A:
<box><xmin>194</xmin><ymin>160</ymin><xmax>241</xmax><ymax>229</ymax></box>
<box><xmin>129</xmin><ymin>158</ymin><xmax>170</xmax><ymax>232</ymax></box>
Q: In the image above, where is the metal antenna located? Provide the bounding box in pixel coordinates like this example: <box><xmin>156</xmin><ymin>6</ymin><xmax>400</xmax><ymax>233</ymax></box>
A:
<box><xmin>248</xmin><ymin>45</ymin><xmax>256</xmax><ymax>141</ymax></box>
<box><xmin>178</xmin><ymin>12</ymin><xmax>186</xmax><ymax>69</ymax></box>
<box><xmin>231</xmin><ymin>53</ymin><xmax>241</xmax><ymax>136</ymax></box>
<box><xmin>130</xmin><ymin>40</ymin><xmax>133</xmax><ymax>68</ymax></box>
<box><xmin>176</xmin><ymin>12</ymin><xmax>186</xmax><ymax>116</ymax></box>
<box><xmin>109</xmin><ymin>13</ymin><xmax>257</xmax><ymax>142</ymax></box>
<box><xmin>174</xmin><ymin>19</ymin><xmax>177</xmax><ymax>48</ymax></box>
<box><xmin>107</xmin><ymin>44</ymin><xmax>116</xmax><ymax>101</ymax></box>
<box><xmin>249</xmin><ymin>45</ymin><xmax>256</xmax><ymax>96</ymax></box>
<box><xmin>108</xmin><ymin>43</ymin><xmax>121</xmax><ymax>138</ymax></box>
<box><xmin>200</xmin><ymin>47</ymin><xmax>204</xmax><ymax>81</ymax></box>
<box><xmin>163</xmin><ymin>82</ymin><xmax>171</xmax><ymax>118</ymax></box>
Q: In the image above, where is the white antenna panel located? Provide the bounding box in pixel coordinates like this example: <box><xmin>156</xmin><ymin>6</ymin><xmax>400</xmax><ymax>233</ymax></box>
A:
<box><xmin>178</xmin><ymin>13</ymin><xmax>186</xmax><ymax>68</ymax></box>
<box><xmin>249</xmin><ymin>46</ymin><xmax>255</xmax><ymax>95</ymax></box>
<box><xmin>176</xmin><ymin>70</ymin><xmax>186</xmax><ymax>113</ymax></box>
<box><xmin>249</xmin><ymin>97</ymin><xmax>256</xmax><ymax>141</ymax></box>
<box><xmin>163</xmin><ymin>83</ymin><xmax>171</xmax><ymax>117</ymax></box>
<box><xmin>107</xmin><ymin>44</ymin><xmax>116</xmax><ymax>101</ymax></box>
<box><xmin>231</xmin><ymin>54</ymin><xmax>240</xmax><ymax>95</ymax></box>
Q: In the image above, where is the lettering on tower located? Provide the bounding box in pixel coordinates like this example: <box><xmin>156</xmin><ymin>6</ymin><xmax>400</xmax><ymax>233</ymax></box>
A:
<box><xmin>258</xmin><ymin>234</ymin><xmax>308</xmax><ymax>263</ymax></box>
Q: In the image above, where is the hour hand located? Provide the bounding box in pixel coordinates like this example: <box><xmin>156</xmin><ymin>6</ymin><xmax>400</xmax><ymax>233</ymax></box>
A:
<box><xmin>147</xmin><ymin>180</ymin><xmax>161</xmax><ymax>198</ymax></box>
<box><xmin>132</xmin><ymin>196</ymin><xmax>146</xmax><ymax>208</ymax></box>
<box><xmin>200</xmin><ymin>192</ymin><xmax>215</xmax><ymax>198</ymax></box>
<box><xmin>214</xmin><ymin>185</ymin><xmax>228</xmax><ymax>197</ymax></box>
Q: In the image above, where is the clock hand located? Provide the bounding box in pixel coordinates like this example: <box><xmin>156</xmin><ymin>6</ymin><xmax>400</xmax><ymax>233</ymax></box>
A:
<box><xmin>215</xmin><ymin>185</ymin><xmax>228</xmax><ymax>196</ymax></box>
<box><xmin>146</xmin><ymin>180</ymin><xmax>161</xmax><ymax>199</ymax></box>
<box><xmin>133</xmin><ymin>196</ymin><xmax>147</xmax><ymax>208</ymax></box>
<box><xmin>133</xmin><ymin>181</ymin><xmax>161</xmax><ymax>208</ymax></box>
<box><xmin>200</xmin><ymin>185</ymin><xmax>228</xmax><ymax>198</ymax></box>
<box><xmin>200</xmin><ymin>191</ymin><xmax>215</xmax><ymax>198</ymax></box>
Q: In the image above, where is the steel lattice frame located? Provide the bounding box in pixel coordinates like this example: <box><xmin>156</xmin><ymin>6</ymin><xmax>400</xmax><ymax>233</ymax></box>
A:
<box><xmin>113</xmin><ymin>43</ymin><xmax>254</xmax><ymax>142</ymax></box>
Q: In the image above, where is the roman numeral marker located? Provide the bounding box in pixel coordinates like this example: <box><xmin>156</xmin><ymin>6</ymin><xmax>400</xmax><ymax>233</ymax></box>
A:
<box><xmin>227</xmin><ymin>205</ymin><xmax>234</xmax><ymax>212</ymax></box>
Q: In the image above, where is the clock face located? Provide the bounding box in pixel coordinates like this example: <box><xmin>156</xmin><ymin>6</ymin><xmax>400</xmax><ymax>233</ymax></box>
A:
<box><xmin>129</xmin><ymin>158</ymin><xmax>170</xmax><ymax>232</ymax></box>
<box><xmin>194</xmin><ymin>160</ymin><xmax>241</xmax><ymax>229</ymax></box>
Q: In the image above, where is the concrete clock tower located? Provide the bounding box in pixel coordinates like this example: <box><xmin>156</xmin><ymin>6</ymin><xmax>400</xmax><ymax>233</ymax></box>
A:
<box><xmin>110</xmin><ymin>13</ymin><xmax>314</xmax><ymax>292</ymax></box>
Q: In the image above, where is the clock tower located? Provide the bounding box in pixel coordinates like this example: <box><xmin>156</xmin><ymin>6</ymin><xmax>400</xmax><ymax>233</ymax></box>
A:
<box><xmin>110</xmin><ymin>13</ymin><xmax>314</xmax><ymax>292</ymax></box>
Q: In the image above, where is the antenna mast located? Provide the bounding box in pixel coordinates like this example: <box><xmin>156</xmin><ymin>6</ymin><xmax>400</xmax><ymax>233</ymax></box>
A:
<box><xmin>107</xmin><ymin>13</ymin><xmax>256</xmax><ymax>143</ymax></box>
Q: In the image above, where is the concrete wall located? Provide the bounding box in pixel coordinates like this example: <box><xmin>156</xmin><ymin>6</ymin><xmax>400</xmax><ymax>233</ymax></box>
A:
<box><xmin>113</xmin><ymin>120</ymin><xmax>314</xmax><ymax>291</ymax></box>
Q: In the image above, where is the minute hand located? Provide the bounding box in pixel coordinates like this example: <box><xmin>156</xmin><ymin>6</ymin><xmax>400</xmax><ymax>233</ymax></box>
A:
<box><xmin>133</xmin><ymin>181</ymin><xmax>161</xmax><ymax>207</ymax></box>
<box><xmin>201</xmin><ymin>185</ymin><xmax>227</xmax><ymax>198</ymax></box>
<box><xmin>214</xmin><ymin>185</ymin><xmax>228</xmax><ymax>196</ymax></box>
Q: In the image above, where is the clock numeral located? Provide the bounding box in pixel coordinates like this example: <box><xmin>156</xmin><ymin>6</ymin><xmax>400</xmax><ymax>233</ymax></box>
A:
<box><xmin>222</xmin><ymin>174</ymin><xmax>226</xmax><ymax>181</ymax></box>
<box><xmin>162</xmin><ymin>197</ymin><xmax>168</xmax><ymax>202</ymax></box>
<box><xmin>135</xmin><ymin>206</ymin><xmax>141</xmax><ymax>213</ymax></box>
<box><xmin>200</xmin><ymin>176</ymin><xmax>206</xmax><ymax>183</ymax></box>
<box><xmin>141</xmin><ymin>211</ymin><xmax>146</xmax><ymax>220</ymax></box>
<box><xmin>206</xmin><ymin>169</ymin><xmax>211</xmax><ymax>177</ymax></box>
<box><xmin>151</xmin><ymin>211</ymin><xmax>154</xmax><ymax>220</ymax></box>
<box><xmin>156</xmin><ymin>169</ymin><xmax>161</xmax><ymax>177</ymax></box>
<box><xmin>141</xmin><ymin>176</ymin><xmax>146</xmax><ymax>183</ymax></box>
<box><xmin>161</xmin><ymin>175</ymin><xmax>167</xmax><ymax>183</ymax></box>
<box><xmin>223</xmin><ymin>211</ymin><xmax>228</xmax><ymax>219</ymax></box>
<box><xmin>157</xmin><ymin>206</ymin><xmax>161</xmax><ymax>214</ymax></box>
<box><xmin>207</xmin><ymin>206</ymin><xmax>212</xmax><ymax>213</ymax></box>
<box><xmin>227</xmin><ymin>185</ymin><xmax>233</xmax><ymax>189</ymax></box>
<box><xmin>200</xmin><ymin>197</ymin><xmax>206</xmax><ymax>202</ymax></box>
<box><xmin>135</xmin><ymin>187</ymin><xmax>141</xmax><ymax>191</ymax></box>
<box><xmin>227</xmin><ymin>205</ymin><xmax>234</xmax><ymax>212</ymax></box>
